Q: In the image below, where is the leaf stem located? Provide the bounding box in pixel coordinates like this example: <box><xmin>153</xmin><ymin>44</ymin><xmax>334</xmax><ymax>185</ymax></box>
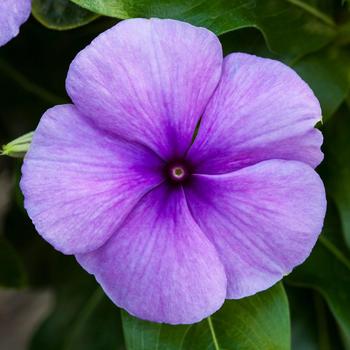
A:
<box><xmin>319</xmin><ymin>236</ymin><xmax>350</xmax><ymax>271</ymax></box>
<box><xmin>0</xmin><ymin>58</ymin><xmax>65</xmax><ymax>105</ymax></box>
<box><xmin>207</xmin><ymin>316</ymin><xmax>220</xmax><ymax>350</ymax></box>
<box><xmin>313</xmin><ymin>292</ymin><xmax>331</xmax><ymax>350</ymax></box>
<box><xmin>62</xmin><ymin>288</ymin><xmax>104</xmax><ymax>350</ymax></box>
<box><xmin>286</xmin><ymin>0</ymin><xmax>336</xmax><ymax>27</ymax></box>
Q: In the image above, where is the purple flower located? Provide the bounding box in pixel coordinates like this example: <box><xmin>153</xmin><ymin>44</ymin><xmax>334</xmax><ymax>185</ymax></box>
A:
<box><xmin>0</xmin><ymin>0</ymin><xmax>31</xmax><ymax>47</ymax></box>
<box><xmin>21</xmin><ymin>18</ymin><xmax>326</xmax><ymax>324</ymax></box>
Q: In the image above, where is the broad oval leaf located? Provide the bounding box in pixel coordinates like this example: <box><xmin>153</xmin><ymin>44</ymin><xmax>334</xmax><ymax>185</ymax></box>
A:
<box><xmin>122</xmin><ymin>283</ymin><xmax>290</xmax><ymax>350</ymax></box>
<box><xmin>71</xmin><ymin>0</ymin><xmax>335</xmax><ymax>59</ymax></box>
<box><xmin>32</xmin><ymin>0</ymin><xmax>98</xmax><ymax>30</ymax></box>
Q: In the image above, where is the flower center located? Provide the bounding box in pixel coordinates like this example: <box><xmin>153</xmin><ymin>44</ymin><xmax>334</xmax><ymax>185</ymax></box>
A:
<box><xmin>167</xmin><ymin>162</ymin><xmax>189</xmax><ymax>183</ymax></box>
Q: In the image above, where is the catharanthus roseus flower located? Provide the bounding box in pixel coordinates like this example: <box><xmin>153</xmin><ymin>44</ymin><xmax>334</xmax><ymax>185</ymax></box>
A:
<box><xmin>0</xmin><ymin>0</ymin><xmax>31</xmax><ymax>46</ymax></box>
<box><xmin>21</xmin><ymin>18</ymin><xmax>326</xmax><ymax>324</ymax></box>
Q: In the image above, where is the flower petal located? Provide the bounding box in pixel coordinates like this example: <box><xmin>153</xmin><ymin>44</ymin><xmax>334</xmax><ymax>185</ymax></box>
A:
<box><xmin>187</xmin><ymin>53</ymin><xmax>323</xmax><ymax>174</ymax></box>
<box><xmin>66</xmin><ymin>18</ymin><xmax>223</xmax><ymax>160</ymax></box>
<box><xmin>21</xmin><ymin>104</ymin><xmax>164</xmax><ymax>254</ymax></box>
<box><xmin>77</xmin><ymin>184</ymin><xmax>227</xmax><ymax>324</ymax></box>
<box><xmin>185</xmin><ymin>160</ymin><xmax>326</xmax><ymax>298</ymax></box>
<box><xmin>0</xmin><ymin>0</ymin><xmax>31</xmax><ymax>47</ymax></box>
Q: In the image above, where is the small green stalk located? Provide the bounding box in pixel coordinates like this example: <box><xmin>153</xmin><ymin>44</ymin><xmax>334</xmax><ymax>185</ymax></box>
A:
<box><xmin>1</xmin><ymin>131</ymin><xmax>34</xmax><ymax>158</ymax></box>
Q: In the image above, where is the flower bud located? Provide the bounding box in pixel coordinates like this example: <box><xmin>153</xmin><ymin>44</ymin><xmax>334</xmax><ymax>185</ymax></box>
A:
<box><xmin>1</xmin><ymin>131</ymin><xmax>33</xmax><ymax>158</ymax></box>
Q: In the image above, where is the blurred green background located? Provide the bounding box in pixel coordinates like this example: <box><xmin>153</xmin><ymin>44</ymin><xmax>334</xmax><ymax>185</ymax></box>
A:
<box><xmin>1</xmin><ymin>0</ymin><xmax>350</xmax><ymax>349</ymax></box>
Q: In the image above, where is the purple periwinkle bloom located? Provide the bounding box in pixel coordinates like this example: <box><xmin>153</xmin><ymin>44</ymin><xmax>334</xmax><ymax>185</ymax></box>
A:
<box><xmin>21</xmin><ymin>18</ymin><xmax>326</xmax><ymax>324</ymax></box>
<box><xmin>0</xmin><ymin>0</ymin><xmax>31</xmax><ymax>46</ymax></box>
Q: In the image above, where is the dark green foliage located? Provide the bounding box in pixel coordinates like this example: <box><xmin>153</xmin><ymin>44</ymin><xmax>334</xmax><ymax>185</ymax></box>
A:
<box><xmin>122</xmin><ymin>283</ymin><xmax>290</xmax><ymax>350</ymax></box>
<box><xmin>1</xmin><ymin>1</ymin><xmax>350</xmax><ymax>349</ymax></box>
<box><xmin>32</xmin><ymin>0</ymin><xmax>99</xmax><ymax>30</ymax></box>
<box><xmin>0</xmin><ymin>236</ymin><xmax>26</xmax><ymax>288</ymax></box>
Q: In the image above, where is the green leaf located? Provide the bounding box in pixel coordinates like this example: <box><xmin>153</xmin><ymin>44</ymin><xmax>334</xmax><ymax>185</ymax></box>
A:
<box><xmin>71</xmin><ymin>0</ymin><xmax>335</xmax><ymax>59</ymax></box>
<box><xmin>287</xmin><ymin>287</ymin><xmax>319</xmax><ymax>350</ymax></box>
<box><xmin>220</xmin><ymin>27</ymin><xmax>350</xmax><ymax>121</ymax></box>
<box><xmin>321</xmin><ymin>106</ymin><xmax>350</xmax><ymax>247</ymax></box>
<box><xmin>30</xmin><ymin>256</ymin><xmax>124</xmax><ymax>350</ymax></box>
<box><xmin>341</xmin><ymin>331</ymin><xmax>350</xmax><ymax>350</ymax></box>
<box><xmin>293</xmin><ymin>48</ymin><xmax>350</xmax><ymax>121</ymax></box>
<box><xmin>122</xmin><ymin>283</ymin><xmax>290</xmax><ymax>350</ymax></box>
<box><xmin>32</xmin><ymin>0</ymin><xmax>99</xmax><ymax>30</ymax></box>
<box><xmin>287</xmin><ymin>286</ymin><xmax>348</xmax><ymax>350</ymax></box>
<box><xmin>287</xmin><ymin>200</ymin><xmax>350</xmax><ymax>339</ymax></box>
<box><xmin>0</xmin><ymin>236</ymin><xmax>26</xmax><ymax>288</ymax></box>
